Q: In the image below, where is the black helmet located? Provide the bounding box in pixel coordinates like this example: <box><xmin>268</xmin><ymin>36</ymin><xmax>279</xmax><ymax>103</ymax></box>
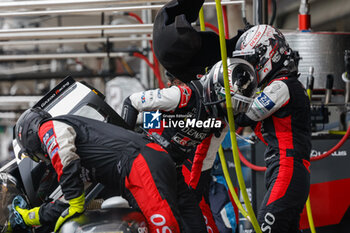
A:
<box><xmin>233</xmin><ymin>24</ymin><xmax>297</xmax><ymax>86</ymax></box>
<box><xmin>14</xmin><ymin>108</ymin><xmax>51</xmax><ymax>162</ymax></box>
<box><xmin>203</xmin><ymin>58</ymin><xmax>257</xmax><ymax>118</ymax></box>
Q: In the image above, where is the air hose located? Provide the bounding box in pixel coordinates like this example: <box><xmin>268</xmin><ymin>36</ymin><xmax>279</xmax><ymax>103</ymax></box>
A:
<box><xmin>311</xmin><ymin>127</ymin><xmax>350</xmax><ymax>161</ymax></box>
<box><xmin>204</xmin><ymin>22</ymin><xmax>220</xmax><ymax>34</ymax></box>
<box><xmin>237</xmin><ymin>116</ymin><xmax>350</xmax><ymax>166</ymax></box>
<box><xmin>132</xmin><ymin>52</ymin><xmax>164</xmax><ymax>89</ymax></box>
<box><xmin>213</xmin><ymin>1</ymin><xmax>262</xmax><ymax>232</ymax></box>
<box><xmin>238</xmin><ymin>148</ymin><xmax>266</xmax><ymax>171</ymax></box>
<box><xmin>222</xmin><ymin>6</ymin><xmax>229</xmax><ymax>39</ymax></box>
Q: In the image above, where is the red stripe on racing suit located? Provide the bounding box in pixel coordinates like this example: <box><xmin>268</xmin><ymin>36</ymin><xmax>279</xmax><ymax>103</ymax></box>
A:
<box><xmin>125</xmin><ymin>153</ymin><xmax>181</xmax><ymax>233</ymax></box>
<box><xmin>254</xmin><ymin>122</ymin><xmax>268</xmax><ymax>145</ymax></box>
<box><xmin>266</xmin><ymin>115</ymin><xmax>294</xmax><ymax>205</ymax></box>
<box><xmin>39</xmin><ymin>121</ymin><xmax>64</xmax><ymax>180</ymax></box>
<box><xmin>38</xmin><ymin>120</ymin><xmax>83</xmax><ymax>200</ymax></box>
<box><xmin>146</xmin><ymin>142</ymin><xmax>167</xmax><ymax>152</ymax></box>
<box><xmin>189</xmin><ymin>135</ymin><xmax>212</xmax><ymax>190</ymax></box>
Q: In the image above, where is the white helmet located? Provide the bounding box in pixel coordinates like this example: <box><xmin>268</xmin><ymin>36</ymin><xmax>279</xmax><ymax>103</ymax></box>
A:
<box><xmin>233</xmin><ymin>24</ymin><xmax>297</xmax><ymax>86</ymax></box>
<box><xmin>203</xmin><ymin>58</ymin><xmax>257</xmax><ymax>118</ymax></box>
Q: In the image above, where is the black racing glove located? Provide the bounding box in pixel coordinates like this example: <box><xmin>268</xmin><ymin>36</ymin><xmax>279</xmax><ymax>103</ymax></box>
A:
<box><xmin>121</xmin><ymin>97</ymin><xmax>139</xmax><ymax>129</ymax></box>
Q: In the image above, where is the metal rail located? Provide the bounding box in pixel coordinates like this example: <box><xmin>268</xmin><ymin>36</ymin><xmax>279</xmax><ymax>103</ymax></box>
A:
<box><xmin>0</xmin><ymin>71</ymin><xmax>127</xmax><ymax>81</ymax></box>
<box><xmin>0</xmin><ymin>52</ymin><xmax>134</xmax><ymax>61</ymax></box>
<box><xmin>0</xmin><ymin>1</ymin><xmax>245</xmax><ymax>63</ymax></box>
<box><xmin>0</xmin><ymin>36</ymin><xmax>152</xmax><ymax>46</ymax></box>
<box><xmin>0</xmin><ymin>29</ymin><xmax>152</xmax><ymax>40</ymax></box>
<box><xmin>0</xmin><ymin>24</ymin><xmax>153</xmax><ymax>34</ymax></box>
<box><xmin>0</xmin><ymin>0</ymin><xmax>166</xmax><ymax>10</ymax></box>
<box><xmin>0</xmin><ymin>5</ymin><xmax>161</xmax><ymax>17</ymax></box>
<box><xmin>0</xmin><ymin>1</ymin><xmax>245</xmax><ymax>17</ymax></box>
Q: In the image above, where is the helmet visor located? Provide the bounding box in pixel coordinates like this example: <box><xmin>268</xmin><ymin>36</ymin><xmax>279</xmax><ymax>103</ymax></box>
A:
<box><xmin>228</xmin><ymin>58</ymin><xmax>258</xmax><ymax>98</ymax></box>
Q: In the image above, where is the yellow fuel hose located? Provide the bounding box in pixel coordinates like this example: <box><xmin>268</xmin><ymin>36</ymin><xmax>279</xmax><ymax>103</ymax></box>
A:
<box><xmin>307</xmin><ymin>89</ymin><xmax>312</xmax><ymax>100</ymax></box>
<box><xmin>328</xmin><ymin>130</ymin><xmax>346</xmax><ymax>135</ymax></box>
<box><xmin>306</xmin><ymin>88</ymin><xmax>317</xmax><ymax>233</ymax></box>
<box><xmin>306</xmin><ymin>196</ymin><xmax>316</xmax><ymax>233</ymax></box>
<box><xmin>218</xmin><ymin>146</ymin><xmax>250</xmax><ymax>219</ymax></box>
<box><xmin>214</xmin><ymin>1</ymin><xmax>261</xmax><ymax>232</ymax></box>
<box><xmin>198</xmin><ymin>5</ymin><xmax>251</xmax><ymax>223</ymax></box>
<box><xmin>199</xmin><ymin>7</ymin><xmax>206</xmax><ymax>32</ymax></box>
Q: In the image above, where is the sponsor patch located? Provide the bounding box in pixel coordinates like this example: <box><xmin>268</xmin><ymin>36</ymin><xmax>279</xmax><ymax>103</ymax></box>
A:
<box><xmin>249</xmin><ymin>102</ymin><xmax>264</xmax><ymax>118</ymax></box>
<box><xmin>257</xmin><ymin>92</ymin><xmax>275</xmax><ymax>110</ymax></box>
<box><xmin>49</xmin><ymin>147</ymin><xmax>59</xmax><ymax>158</ymax></box>
<box><xmin>141</xmin><ymin>92</ymin><xmax>146</xmax><ymax>103</ymax></box>
<box><xmin>173</xmin><ymin>134</ymin><xmax>200</xmax><ymax>147</ymax></box>
<box><xmin>43</xmin><ymin>129</ymin><xmax>54</xmax><ymax>144</ymax></box>
<box><xmin>45</xmin><ymin>136</ymin><xmax>56</xmax><ymax>148</ymax></box>
<box><xmin>178</xmin><ymin>86</ymin><xmax>192</xmax><ymax>108</ymax></box>
<box><xmin>48</xmin><ymin>138</ymin><xmax>58</xmax><ymax>153</ymax></box>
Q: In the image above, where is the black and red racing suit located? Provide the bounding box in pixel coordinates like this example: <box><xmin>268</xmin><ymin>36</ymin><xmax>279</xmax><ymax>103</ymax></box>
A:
<box><xmin>36</xmin><ymin>115</ymin><xmax>187</xmax><ymax>233</ymax></box>
<box><xmin>122</xmin><ymin>81</ymin><xmax>229</xmax><ymax>233</ymax></box>
<box><xmin>235</xmin><ymin>74</ymin><xmax>311</xmax><ymax>233</ymax></box>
